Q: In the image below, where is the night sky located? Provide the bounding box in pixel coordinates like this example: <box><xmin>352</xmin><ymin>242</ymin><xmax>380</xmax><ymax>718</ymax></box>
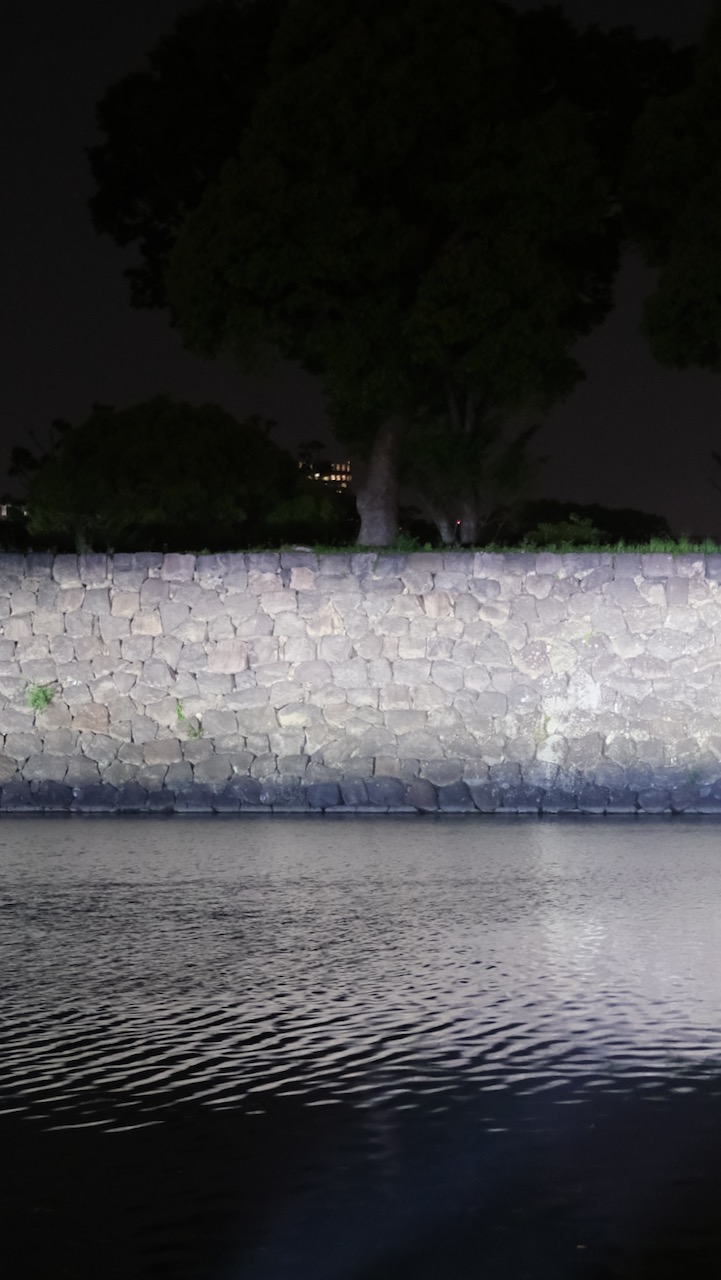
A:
<box><xmin>2</xmin><ymin>0</ymin><xmax>719</xmax><ymax>537</ymax></box>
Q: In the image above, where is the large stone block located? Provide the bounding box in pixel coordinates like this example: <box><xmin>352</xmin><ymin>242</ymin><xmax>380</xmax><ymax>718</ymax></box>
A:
<box><xmin>10</xmin><ymin>590</ymin><xmax>38</xmax><ymax>616</ymax></box>
<box><xmin>160</xmin><ymin>554</ymin><xmax>196</xmax><ymax>581</ymax></box>
<box><xmin>540</xmin><ymin>788</ymin><xmax>578</xmax><ymax>813</ymax></box>
<box><xmin>159</xmin><ymin>601</ymin><xmax>190</xmax><ymax>633</ymax></box>
<box><xmin>111</xmin><ymin>591</ymin><xmax>140</xmax><ymax>617</ymax></box>
<box><xmin>98</xmin><ymin>615</ymin><xmax>130</xmax><ymax>642</ymax></box>
<box><xmin>73</xmin><ymin>703</ymin><xmax>109</xmax><ymax>732</ymax></box>
<box><xmin>466</xmin><ymin>782</ymin><xmax>501</xmax><ymax>811</ymax></box>
<box><xmin>207</xmin><ymin>639</ymin><xmax>248</xmax><ymax>674</ymax></box>
<box><xmin>276</xmin><ymin>752</ymin><xmax>308</xmax><ymax>777</ymax></box>
<box><xmin>332</xmin><ymin>660</ymin><xmax>368</xmax><ymax>688</ymax></box>
<box><xmin>190</xmin><ymin>589</ymin><xmax>226</xmax><ymax>621</ymax></box>
<box><xmin>392</xmin><ymin>658</ymin><xmax>431</xmax><ymax>687</ymax></box>
<box><xmin>201</xmin><ymin>709</ymin><xmax>238</xmax><ymax>737</ymax></box>
<box><xmin>386</xmin><ymin>710</ymin><xmax>427</xmax><ymax>735</ymax></box>
<box><xmin>22</xmin><ymin>754</ymin><xmax>67</xmax><ymax>782</ymax></box>
<box><xmin>0</xmin><ymin>754</ymin><xmax>18</xmax><ymax>782</ymax></box>
<box><xmin>0</xmin><ymin>780</ymin><xmax>34</xmax><ymax>809</ymax></box>
<box><xmin>121</xmin><ymin>635</ymin><xmax>154</xmax><ymax>662</ymax></box>
<box><xmin>181</xmin><ymin>738</ymin><xmax>214</xmax><ymax>763</ymax></box>
<box><xmin>307</xmin><ymin>782</ymin><xmax>341</xmax><ymax>809</ymax></box>
<box><xmin>143</xmin><ymin>739</ymin><xmax>182</xmax><ymax>766</ymax></box>
<box><xmin>207</xmin><ymin>615</ymin><xmax>235</xmax><ymax>641</ymax></box>
<box><xmin>277</xmin><ymin>702</ymin><xmax>321</xmax><ymax>728</ymax></box>
<box><xmin>139</xmin><ymin>578</ymin><xmax>170</xmax><ymax>607</ymax></box>
<box><xmin>4</xmin><ymin>618</ymin><xmax>33</xmax><ymax>641</ymax></box>
<box><xmin>174</xmin><ymin>783</ymin><xmax>215</xmax><ymax>810</ymax></box>
<box><xmin>437</xmin><ymin>781</ymin><xmax>474</xmax><ymax>812</ymax></box>
<box><xmin>228</xmin><ymin>775</ymin><xmax>263</xmax><ymax>805</ymax></box>
<box><xmin>259</xmin><ymin>780</ymin><xmax>305</xmax><ymax>809</ymax></box>
<box><xmin>52</xmin><ymin>556</ymin><xmax>81</xmax><ymax>586</ymax></box>
<box><xmin>405</xmin><ymin>778</ymin><xmax>438</xmax><ymax>810</ymax></box>
<box><xmin>637</xmin><ymin>788</ymin><xmax>671</xmax><ymax>813</ymax></box>
<box><xmin>132</xmin><ymin>612</ymin><xmax>163</xmax><ymax>636</ymax></box>
<box><xmin>420</xmin><ymin>758</ymin><xmax>464</xmax><ymax>785</ymax></box>
<box><xmin>430</xmin><ymin>659</ymin><xmax>464</xmax><ymax>693</ymax></box>
<box><xmin>31</xmin><ymin>780</ymin><xmax>73</xmax><ymax>809</ymax></box>
<box><xmin>5</xmin><ymin>731</ymin><xmax>41</xmax><ymax>760</ymax></box>
<box><xmin>284</xmin><ymin>638</ymin><xmax>318</xmax><ymax>665</ymax></box>
<box><xmin>43</xmin><ymin>728</ymin><xmax>78</xmax><ymax>756</ymax></box>
<box><xmin>115</xmin><ymin>782</ymin><xmax>149</xmax><ymax>811</ymax></box>
<box><xmin>65</xmin><ymin>758</ymin><xmax>101</xmax><ymax>786</ymax></box>
<box><xmin>71</xmin><ymin>783</ymin><xmax>119</xmax><ymax>812</ymax></box>
<box><xmin>192</xmin><ymin>755</ymin><xmax>233</xmax><ymax>785</ymax></box>
<box><xmin>235</xmin><ymin>705</ymin><xmax>280</xmax><ymax>735</ymax></box>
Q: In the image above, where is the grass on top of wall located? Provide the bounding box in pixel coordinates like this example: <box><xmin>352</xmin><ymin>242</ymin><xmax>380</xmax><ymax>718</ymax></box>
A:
<box><xmin>265</xmin><ymin>535</ymin><xmax>721</xmax><ymax>557</ymax></box>
<box><xmin>6</xmin><ymin>536</ymin><xmax>721</xmax><ymax>559</ymax></box>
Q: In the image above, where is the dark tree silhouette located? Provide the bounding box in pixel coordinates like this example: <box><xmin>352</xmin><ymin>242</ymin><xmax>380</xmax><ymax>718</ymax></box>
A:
<box><xmin>90</xmin><ymin>0</ymin><xmax>695</xmax><ymax>544</ymax></box>
<box><xmin>22</xmin><ymin>397</ymin><xmax>346</xmax><ymax>551</ymax></box>
<box><xmin>622</xmin><ymin>2</ymin><xmax>721</xmax><ymax>372</ymax></box>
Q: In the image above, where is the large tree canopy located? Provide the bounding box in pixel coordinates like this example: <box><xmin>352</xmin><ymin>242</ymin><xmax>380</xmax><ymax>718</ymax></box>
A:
<box><xmin>89</xmin><ymin>0</ymin><xmax>286</xmax><ymax>308</ymax></box>
<box><xmin>21</xmin><ymin>397</ymin><xmax>344</xmax><ymax>551</ymax></box>
<box><xmin>167</xmin><ymin>0</ymin><xmax>612</xmax><ymax>542</ymax></box>
<box><xmin>622</xmin><ymin>2</ymin><xmax>721</xmax><ymax>372</ymax></box>
<box><xmin>90</xmin><ymin>0</ymin><xmax>694</xmax><ymax>544</ymax></box>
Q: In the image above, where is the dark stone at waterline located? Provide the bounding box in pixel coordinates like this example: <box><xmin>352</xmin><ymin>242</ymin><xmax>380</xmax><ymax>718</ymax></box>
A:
<box><xmin>366</xmin><ymin>776</ymin><xmax>407</xmax><ymax>807</ymax></box>
<box><xmin>210</xmin><ymin>788</ymin><xmax>241</xmax><ymax>813</ymax></box>
<box><xmin>405</xmin><ymin>778</ymin><xmax>438</xmax><ymax>811</ymax></box>
<box><xmin>147</xmin><ymin>789</ymin><xmax>176</xmax><ymax>812</ymax></box>
<box><xmin>259</xmin><ymin>779</ymin><xmax>305</xmax><ymax>809</ymax></box>
<box><xmin>116</xmin><ymin>782</ymin><xmax>149</xmax><ymax>811</ymax></box>
<box><xmin>306</xmin><ymin>782</ymin><xmax>341</xmax><ymax>809</ymax></box>
<box><xmin>436</xmin><ymin>781</ymin><xmax>475</xmax><ymax>812</ymax></box>
<box><xmin>174</xmin><ymin>783</ymin><xmax>215</xmax><ymax>812</ymax></box>
<box><xmin>71</xmin><ymin>783</ymin><xmax>119</xmax><ymax>812</ymax></box>
<box><xmin>339</xmin><ymin>779</ymin><xmax>369</xmax><ymax>806</ymax></box>
<box><xmin>0</xmin><ymin>780</ymin><xmax>34</xmax><ymax>810</ymax></box>
<box><xmin>669</xmin><ymin>782</ymin><xmax>700</xmax><ymax>812</ymax></box>
<box><xmin>31</xmin><ymin>779</ymin><xmax>73</xmax><ymax>808</ymax></box>
<box><xmin>504</xmin><ymin>784</ymin><xmax>544</xmax><ymax>812</ymax></box>
<box><xmin>0</xmin><ymin>764</ymin><xmax>713</xmax><ymax>815</ymax></box>
<box><xmin>539</xmin><ymin>788</ymin><xmax>578</xmax><ymax>813</ymax></box>
<box><xmin>605</xmin><ymin>788</ymin><xmax>638</xmax><ymax>813</ymax></box>
<box><xmin>637</xmin><ymin>788</ymin><xmax>672</xmax><ymax>813</ymax></box>
<box><xmin>577</xmin><ymin>783</ymin><xmax>609</xmax><ymax>812</ymax></box>
<box><xmin>228</xmin><ymin>776</ymin><xmax>264</xmax><ymax>806</ymax></box>
<box><xmin>466</xmin><ymin>783</ymin><xmax>502</xmax><ymax>812</ymax></box>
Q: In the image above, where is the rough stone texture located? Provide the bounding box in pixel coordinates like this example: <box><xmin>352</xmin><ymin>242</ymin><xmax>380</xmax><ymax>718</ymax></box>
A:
<box><xmin>2</xmin><ymin>550</ymin><xmax>721</xmax><ymax>813</ymax></box>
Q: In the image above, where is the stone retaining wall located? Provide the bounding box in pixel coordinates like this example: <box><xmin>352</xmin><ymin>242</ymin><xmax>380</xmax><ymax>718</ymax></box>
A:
<box><xmin>0</xmin><ymin>549</ymin><xmax>720</xmax><ymax>814</ymax></box>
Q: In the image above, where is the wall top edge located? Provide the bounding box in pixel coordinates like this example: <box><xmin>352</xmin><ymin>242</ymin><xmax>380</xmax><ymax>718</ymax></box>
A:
<box><xmin>0</xmin><ymin>548</ymin><xmax>718</xmax><ymax>583</ymax></box>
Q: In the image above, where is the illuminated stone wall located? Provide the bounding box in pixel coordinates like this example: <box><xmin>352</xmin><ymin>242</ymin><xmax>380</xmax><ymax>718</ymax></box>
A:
<box><xmin>0</xmin><ymin>549</ymin><xmax>720</xmax><ymax>813</ymax></box>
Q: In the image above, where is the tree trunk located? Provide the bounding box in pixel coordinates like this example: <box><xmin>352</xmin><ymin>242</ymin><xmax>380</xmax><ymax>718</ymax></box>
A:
<box><xmin>432</xmin><ymin>512</ymin><xmax>456</xmax><ymax>545</ymax></box>
<box><xmin>458</xmin><ymin>494</ymin><xmax>479</xmax><ymax>546</ymax></box>
<box><xmin>356</xmin><ymin>417</ymin><xmax>405</xmax><ymax>546</ymax></box>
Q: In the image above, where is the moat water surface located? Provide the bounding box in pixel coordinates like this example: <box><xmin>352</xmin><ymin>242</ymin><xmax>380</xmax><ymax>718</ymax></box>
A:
<box><xmin>2</xmin><ymin>814</ymin><xmax>721</xmax><ymax>1279</ymax></box>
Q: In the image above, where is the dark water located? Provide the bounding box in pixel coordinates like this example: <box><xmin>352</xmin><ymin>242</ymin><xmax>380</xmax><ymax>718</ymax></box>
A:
<box><xmin>2</xmin><ymin>815</ymin><xmax>721</xmax><ymax>1279</ymax></box>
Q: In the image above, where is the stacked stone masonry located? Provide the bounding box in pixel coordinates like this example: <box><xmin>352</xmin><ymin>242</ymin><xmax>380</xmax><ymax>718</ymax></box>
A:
<box><xmin>1</xmin><ymin>549</ymin><xmax>721</xmax><ymax>813</ymax></box>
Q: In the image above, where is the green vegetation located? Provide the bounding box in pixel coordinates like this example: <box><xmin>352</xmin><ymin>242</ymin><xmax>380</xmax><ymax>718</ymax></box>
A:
<box><xmin>13</xmin><ymin>397</ymin><xmax>356</xmax><ymax>553</ymax></box>
<box><xmin>25</xmin><ymin>684</ymin><xmax>54</xmax><ymax>712</ymax></box>
<box><xmin>302</xmin><ymin>536</ymin><xmax>721</xmax><ymax>555</ymax></box>
<box><xmin>175</xmin><ymin>699</ymin><xmax>203</xmax><ymax>738</ymax></box>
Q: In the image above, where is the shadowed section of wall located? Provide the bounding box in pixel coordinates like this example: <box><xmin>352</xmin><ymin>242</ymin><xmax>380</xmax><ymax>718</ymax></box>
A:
<box><xmin>0</xmin><ymin>549</ymin><xmax>720</xmax><ymax>815</ymax></box>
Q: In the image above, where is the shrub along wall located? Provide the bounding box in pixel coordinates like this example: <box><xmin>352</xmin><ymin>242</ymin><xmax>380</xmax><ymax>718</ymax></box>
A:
<box><xmin>0</xmin><ymin>549</ymin><xmax>720</xmax><ymax>814</ymax></box>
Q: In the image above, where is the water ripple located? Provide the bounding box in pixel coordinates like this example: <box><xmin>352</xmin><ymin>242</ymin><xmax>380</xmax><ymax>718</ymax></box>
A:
<box><xmin>2</xmin><ymin>817</ymin><xmax>721</xmax><ymax>1133</ymax></box>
